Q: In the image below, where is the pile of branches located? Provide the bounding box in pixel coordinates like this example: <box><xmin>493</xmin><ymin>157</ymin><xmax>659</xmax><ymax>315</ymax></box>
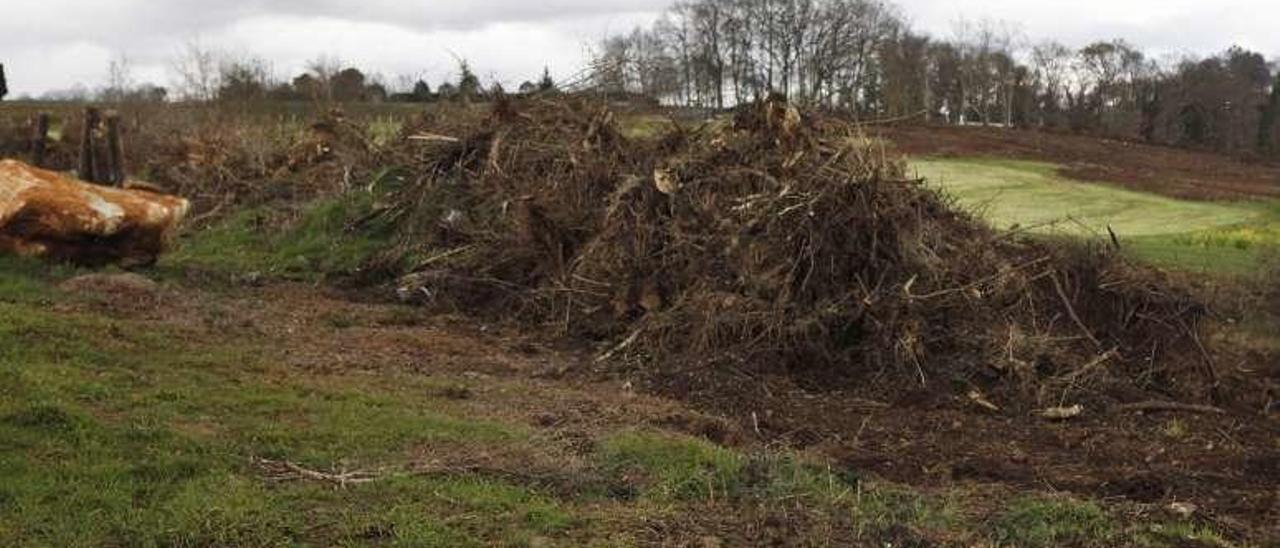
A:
<box><xmin>0</xmin><ymin>107</ymin><xmax>376</xmax><ymax>213</ymax></box>
<box><xmin>364</xmin><ymin>96</ymin><xmax>1211</xmax><ymax>404</ymax></box>
<box><xmin>141</xmin><ymin>109</ymin><xmax>378</xmax><ymax>207</ymax></box>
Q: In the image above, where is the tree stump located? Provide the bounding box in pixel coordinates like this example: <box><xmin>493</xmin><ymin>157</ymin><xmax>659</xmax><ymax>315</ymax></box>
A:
<box><xmin>78</xmin><ymin>107</ymin><xmax>101</xmax><ymax>183</ymax></box>
<box><xmin>30</xmin><ymin>113</ymin><xmax>50</xmax><ymax>168</ymax></box>
<box><xmin>105</xmin><ymin>111</ymin><xmax>126</xmax><ymax>186</ymax></box>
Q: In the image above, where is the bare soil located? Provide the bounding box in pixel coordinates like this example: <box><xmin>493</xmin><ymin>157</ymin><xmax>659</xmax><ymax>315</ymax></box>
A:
<box><xmin>682</xmin><ymin>374</ymin><xmax>1279</xmax><ymax>540</ymax></box>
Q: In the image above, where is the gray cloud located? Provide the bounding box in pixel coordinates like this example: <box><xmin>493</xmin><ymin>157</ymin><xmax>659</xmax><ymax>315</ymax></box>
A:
<box><xmin>0</xmin><ymin>0</ymin><xmax>671</xmax><ymax>48</ymax></box>
<box><xmin>0</xmin><ymin>1</ymin><xmax>665</xmax><ymax>96</ymax></box>
<box><xmin>2</xmin><ymin>0</ymin><xmax>1277</xmax><ymax>97</ymax></box>
<box><xmin>903</xmin><ymin>0</ymin><xmax>1279</xmax><ymax>56</ymax></box>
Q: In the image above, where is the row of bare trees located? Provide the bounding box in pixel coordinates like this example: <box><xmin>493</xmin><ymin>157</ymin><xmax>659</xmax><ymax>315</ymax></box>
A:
<box><xmin>153</xmin><ymin>43</ymin><xmax>549</xmax><ymax>104</ymax></box>
<box><xmin>593</xmin><ymin>0</ymin><xmax>1280</xmax><ymax>157</ymax></box>
<box><xmin>166</xmin><ymin>46</ymin><xmax>392</xmax><ymax>103</ymax></box>
<box><xmin>594</xmin><ymin>0</ymin><xmax>905</xmax><ymax>111</ymax></box>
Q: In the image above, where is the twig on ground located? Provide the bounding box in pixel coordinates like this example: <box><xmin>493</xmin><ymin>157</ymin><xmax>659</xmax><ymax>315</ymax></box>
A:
<box><xmin>1038</xmin><ymin>404</ymin><xmax>1085</xmax><ymax>421</ymax></box>
<box><xmin>1059</xmin><ymin>348</ymin><xmax>1119</xmax><ymax>382</ymax></box>
<box><xmin>185</xmin><ymin>192</ymin><xmax>235</xmax><ymax>227</ymax></box>
<box><xmin>251</xmin><ymin>457</ymin><xmax>383</xmax><ymax>487</ymax></box>
<box><xmin>1117</xmin><ymin>401</ymin><xmax>1226</xmax><ymax>415</ymax></box>
<box><xmin>407</xmin><ymin>133</ymin><xmax>461</xmax><ymax>143</ymax></box>
<box><xmin>596</xmin><ymin>327</ymin><xmax>644</xmax><ymax>363</ymax></box>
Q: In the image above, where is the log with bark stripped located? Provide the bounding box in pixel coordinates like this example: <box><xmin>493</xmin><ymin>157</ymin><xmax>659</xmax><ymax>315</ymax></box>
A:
<box><xmin>0</xmin><ymin>159</ymin><xmax>189</xmax><ymax>266</ymax></box>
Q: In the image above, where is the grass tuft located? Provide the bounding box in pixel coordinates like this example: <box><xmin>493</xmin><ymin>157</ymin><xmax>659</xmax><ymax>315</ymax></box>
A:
<box><xmin>991</xmin><ymin>496</ymin><xmax>1115</xmax><ymax>547</ymax></box>
<box><xmin>2</xmin><ymin>404</ymin><xmax>84</xmax><ymax>433</ymax></box>
<box><xmin>165</xmin><ymin>194</ymin><xmax>395</xmax><ymax>281</ymax></box>
<box><xmin>599</xmin><ymin>430</ymin><xmax>745</xmax><ymax>502</ymax></box>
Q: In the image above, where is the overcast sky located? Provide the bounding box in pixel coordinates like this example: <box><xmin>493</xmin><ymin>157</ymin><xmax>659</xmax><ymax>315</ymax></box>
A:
<box><xmin>2</xmin><ymin>0</ymin><xmax>1277</xmax><ymax>97</ymax></box>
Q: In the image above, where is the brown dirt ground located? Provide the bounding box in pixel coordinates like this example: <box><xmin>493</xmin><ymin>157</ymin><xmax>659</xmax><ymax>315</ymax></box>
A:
<box><xmin>65</xmin><ymin>277</ymin><xmax>1280</xmax><ymax>543</ymax></box>
<box><xmin>676</xmin><ymin>373</ymin><xmax>1279</xmax><ymax>541</ymax></box>
<box><xmin>878</xmin><ymin>125</ymin><xmax>1280</xmax><ymax>201</ymax></box>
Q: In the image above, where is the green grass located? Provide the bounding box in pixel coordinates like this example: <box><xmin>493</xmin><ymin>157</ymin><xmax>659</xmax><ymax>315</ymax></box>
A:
<box><xmin>988</xmin><ymin>497</ymin><xmax>1237</xmax><ymax>548</ymax></box>
<box><xmin>598</xmin><ymin>430</ymin><xmax>962</xmax><ymax>539</ymax></box>
<box><xmin>0</xmin><ymin>269</ymin><xmax>953</xmax><ymax>545</ymax></box>
<box><xmin>1134</xmin><ymin>522</ymin><xmax>1235</xmax><ymax>547</ymax></box>
<box><xmin>912</xmin><ymin>157</ymin><xmax>1280</xmax><ymax>276</ymax></box>
<box><xmin>0</xmin><ymin>267</ymin><xmax>572</xmax><ymax>546</ymax></box>
<box><xmin>1126</xmin><ymin>215</ymin><xmax>1280</xmax><ymax>275</ymax></box>
<box><xmin>0</xmin><ymin>261</ymin><xmax>874</xmax><ymax>545</ymax></box>
<box><xmin>600</xmin><ymin>430</ymin><xmax>745</xmax><ymax>502</ymax></box>
<box><xmin>990</xmin><ymin>497</ymin><xmax>1116</xmax><ymax>547</ymax></box>
<box><xmin>0</xmin><ymin>250</ymin><xmax>1242</xmax><ymax>545</ymax></box>
<box><xmin>0</xmin><ymin>257</ymin><xmax>71</xmax><ymax>303</ymax></box>
<box><xmin>618</xmin><ymin>114</ymin><xmax>678</xmax><ymax>140</ymax></box>
<box><xmin>163</xmin><ymin>194</ymin><xmax>396</xmax><ymax>281</ymax></box>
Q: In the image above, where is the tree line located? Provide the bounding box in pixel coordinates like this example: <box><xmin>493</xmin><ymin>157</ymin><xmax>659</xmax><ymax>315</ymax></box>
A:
<box><xmin>159</xmin><ymin>46</ymin><xmax>557</xmax><ymax>105</ymax></box>
<box><xmin>209</xmin><ymin>58</ymin><xmax>556</xmax><ymax>104</ymax></box>
<box><xmin>6</xmin><ymin>44</ymin><xmax>557</xmax><ymax>106</ymax></box>
<box><xmin>591</xmin><ymin>0</ymin><xmax>1280</xmax><ymax>157</ymax></box>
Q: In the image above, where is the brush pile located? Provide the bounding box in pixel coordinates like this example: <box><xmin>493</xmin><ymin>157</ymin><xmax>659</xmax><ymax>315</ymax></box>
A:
<box><xmin>0</xmin><ymin>107</ymin><xmax>375</xmax><ymax>211</ymax></box>
<box><xmin>139</xmin><ymin>109</ymin><xmax>376</xmax><ymax>205</ymax></box>
<box><xmin>364</xmin><ymin>96</ymin><xmax>1210</xmax><ymax>404</ymax></box>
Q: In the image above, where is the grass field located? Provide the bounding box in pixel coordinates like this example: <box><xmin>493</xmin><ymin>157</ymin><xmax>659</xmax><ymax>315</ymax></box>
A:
<box><xmin>0</xmin><ymin>248</ymin><xmax>1231</xmax><ymax>546</ymax></box>
<box><xmin>911</xmin><ymin>157</ymin><xmax>1280</xmax><ymax>276</ymax></box>
<box><xmin>0</xmin><ymin>255</ymin><xmax>966</xmax><ymax>546</ymax></box>
<box><xmin>0</xmin><ymin>110</ymin><xmax>1270</xmax><ymax>544</ymax></box>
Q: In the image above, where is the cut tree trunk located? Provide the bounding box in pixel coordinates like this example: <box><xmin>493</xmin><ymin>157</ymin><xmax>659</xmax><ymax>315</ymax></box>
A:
<box><xmin>0</xmin><ymin>159</ymin><xmax>189</xmax><ymax>266</ymax></box>
<box><xmin>30</xmin><ymin>113</ymin><xmax>50</xmax><ymax>168</ymax></box>
<box><xmin>105</xmin><ymin>111</ymin><xmax>126</xmax><ymax>186</ymax></box>
<box><xmin>78</xmin><ymin>107</ymin><xmax>101</xmax><ymax>183</ymax></box>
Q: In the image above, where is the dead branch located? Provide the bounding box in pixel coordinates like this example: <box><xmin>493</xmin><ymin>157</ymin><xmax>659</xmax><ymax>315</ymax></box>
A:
<box><xmin>407</xmin><ymin>133</ymin><xmax>461</xmax><ymax>143</ymax></box>
<box><xmin>251</xmin><ymin>457</ymin><xmax>383</xmax><ymax>487</ymax></box>
<box><xmin>1051</xmin><ymin>272</ymin><xmax>1102</xmax><ymax>349</ymax></box>
<box><xmin>597</xmin><ymin>327</ymin><xmax>644</xmax><ymax>363</ymax></box>
<box><xmin>185</xmin><ymin>193</ymin><xmax>235</xmax><ymax>227</ymax></box>
<box><xmin>1038</xmin><ymin>404</ymin><xmax>1085</xmax><ymax>420</ymax></box>
<box><xmin>1056</xmin><ymin>348</ymin><xmax>1120</xmax><ymax>383</ymax></box>
<box><xmin>904</xmin><ymin>256</ymin><xmax>1052</xmax><ymax>301</ymax></box>
<box><xmin>1117</xmin><ymin>401</ymin><xmax>1226</xmax><ymax>415</ymax></box>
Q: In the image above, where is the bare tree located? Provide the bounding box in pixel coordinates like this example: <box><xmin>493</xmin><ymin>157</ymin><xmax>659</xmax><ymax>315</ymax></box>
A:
<box><xmin>169</xmin><ymin>40</ymin><xmax>221</xmax><ymax>101</ymax></box>
<box><xmin>1030</xmin><ymin>41</ymin><xmax>1073</xmax><ymax>127</ymax></box>
<box><xmin>305</xmin><ymin>54</ymin><xmax>344</xmax><ymax>102</ymax></box>
<box><xmin>102</xmin><ymin>53</ymin><xmax>135</xmax><ymax>103</ymax></box>
<box><xmin>590</xmin><ymin>0</ymin><xmax>1280</xmax><ymax>158</ymax></box>
<box><xmin>951</xmin><ymin>17</ymin><xmax>1018</xmax><ymax>125</ymax></box>
<box><xmin>218</xmin><ymin>55</ymin><xmax>275</xmax><ymax>101</ymax></box>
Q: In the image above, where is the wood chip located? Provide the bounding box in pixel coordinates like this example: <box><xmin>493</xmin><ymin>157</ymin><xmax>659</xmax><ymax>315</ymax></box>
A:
<box><xmin>1039</xmin><ymin>404</ymin><xmax>1084</xmax><ymax>421</ymax></box>
<box><xmin>654</xmin><ymin>168</ymin><xmax>680</xmax><ymax>195</ymax></box>
<box><xmin>968</xmin><ymin>390</ymin><xmax>1001</xmax><ymax>412</ymax></box>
